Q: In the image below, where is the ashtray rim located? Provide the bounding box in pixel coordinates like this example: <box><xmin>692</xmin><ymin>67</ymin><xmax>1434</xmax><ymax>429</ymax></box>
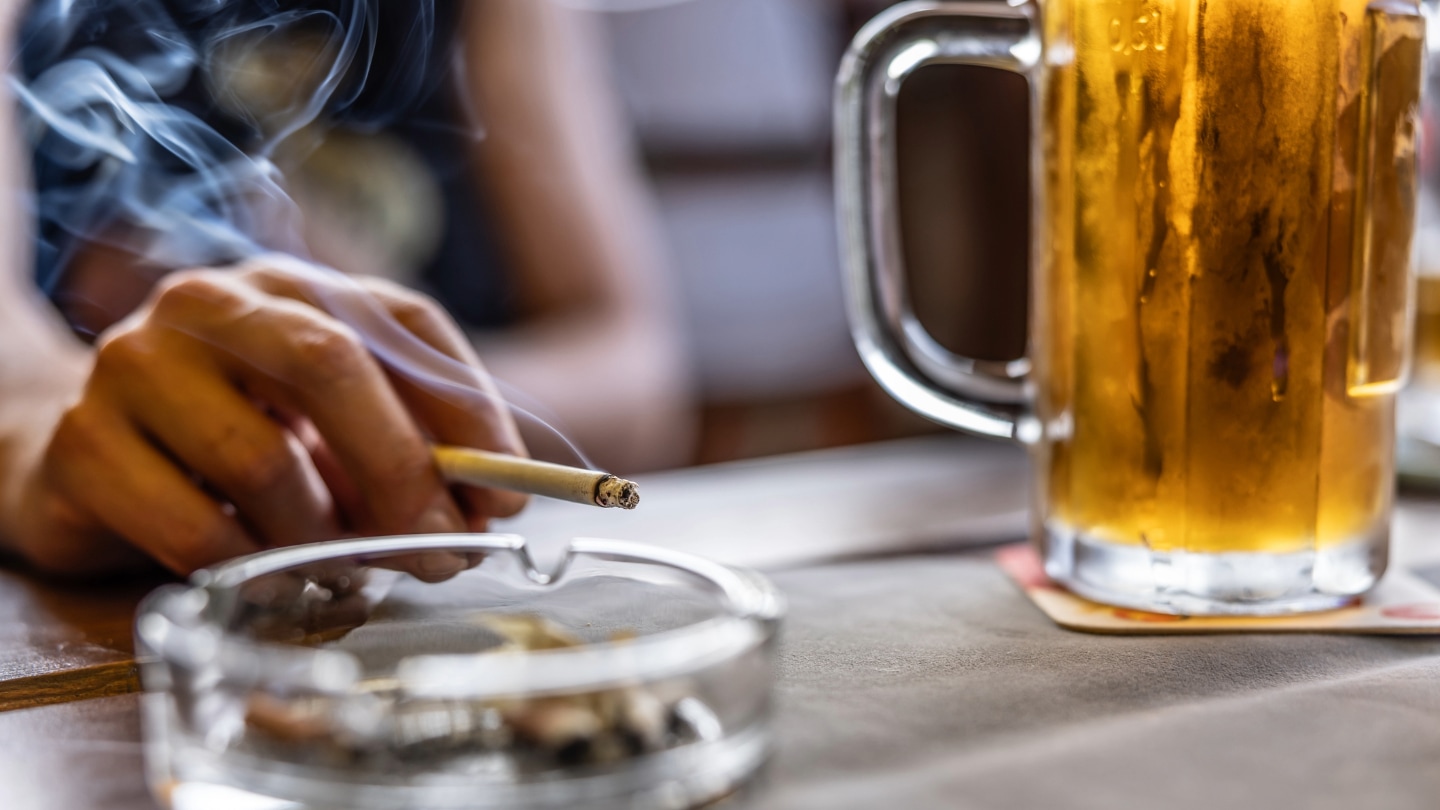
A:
<box><xmin>136</xmin><ymin>534</ymin><xmax>785</xmax><ymax>699</ymax></box>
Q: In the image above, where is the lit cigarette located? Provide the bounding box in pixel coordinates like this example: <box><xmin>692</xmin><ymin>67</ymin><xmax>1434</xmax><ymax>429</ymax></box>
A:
<box><xmin>432</xmin><ymin>445</ymin><xmax>639</xmax><ymax>510</ymax></box>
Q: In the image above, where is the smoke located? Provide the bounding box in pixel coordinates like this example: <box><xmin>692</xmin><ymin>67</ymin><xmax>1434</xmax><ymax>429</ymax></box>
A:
<box><xmin>11</xmin><ymin>0</ymin><xmax>595</xmax><ymax>468</ymax></box>
<box><xmin>13</xmin><ymin>0</ymin><xmax>437</xmax><ymax>279</ymax></box>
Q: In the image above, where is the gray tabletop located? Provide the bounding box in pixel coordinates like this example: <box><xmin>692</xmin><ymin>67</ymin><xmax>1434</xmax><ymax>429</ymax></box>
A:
<box><xmin>758</xmin><ymin>552</ymin><xmax>1440</xmax><ymax>809</ymax></box>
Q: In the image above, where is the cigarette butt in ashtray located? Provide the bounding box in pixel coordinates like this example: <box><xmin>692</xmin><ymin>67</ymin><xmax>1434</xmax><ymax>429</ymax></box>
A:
<box><xmin>432</xmin><ymin>445</ymin><xmax>640</xmax><ymax>509</ymax></box>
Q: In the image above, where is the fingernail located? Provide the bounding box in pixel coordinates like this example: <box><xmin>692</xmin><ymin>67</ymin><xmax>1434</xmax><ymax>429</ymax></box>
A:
<box><xmin>415</xmin><ymin>499</ymin><xmax>463</xmax><ymax>535</ymax></box>
<box><xmin>415</xmin><ymin>551</ymin><xmax>467</xmax><ymax>578</ymax></box>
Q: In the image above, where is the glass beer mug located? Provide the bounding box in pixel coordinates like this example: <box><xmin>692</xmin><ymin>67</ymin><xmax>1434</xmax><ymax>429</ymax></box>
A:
<box><xmin>837</xmin><ymin>0</ymin><xmax>1424</xmax><ymax>614</ymax></box>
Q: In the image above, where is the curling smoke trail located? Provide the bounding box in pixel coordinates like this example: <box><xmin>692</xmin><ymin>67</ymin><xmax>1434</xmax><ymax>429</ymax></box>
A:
<box><xmin>11</xmin><ymin>0</ymin><xmax>598</xmax><ymax>469</ymax></box>
<box><xmin>16</xmin><ymin>0</ymin><xmax>323</xmax><ymax>277</ymax></box>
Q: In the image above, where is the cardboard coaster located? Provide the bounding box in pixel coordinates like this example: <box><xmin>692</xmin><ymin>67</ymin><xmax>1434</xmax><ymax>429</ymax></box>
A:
<box><xmin>996</xmin><ymin>544</ymin><xmax>1440</xmax><ymax>635</ymax></box>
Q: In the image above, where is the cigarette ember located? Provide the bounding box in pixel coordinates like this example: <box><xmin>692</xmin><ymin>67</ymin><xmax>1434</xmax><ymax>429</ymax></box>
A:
<box><xmin>432</xmin><ymin>446</ymin><xmax>640</xmax><ymax>510</ymax></box>
<box><xmin>594</xmin><ymin>475</ymin><xmax>640</xmax><ymax>509</ymax></box>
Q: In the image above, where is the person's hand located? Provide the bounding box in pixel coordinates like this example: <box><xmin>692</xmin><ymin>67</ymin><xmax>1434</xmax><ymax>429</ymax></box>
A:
<box><xmin>4</xmin><ymin>255</ymin><xmax>527</xmax><ymax>578</ymax></box>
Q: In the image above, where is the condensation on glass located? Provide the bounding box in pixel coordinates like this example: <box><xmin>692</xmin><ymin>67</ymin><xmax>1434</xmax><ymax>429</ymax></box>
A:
<box><xmin>837</xmin><ymin>0</ymin><xmax>1423</xmax><ymax>614</ymax></box>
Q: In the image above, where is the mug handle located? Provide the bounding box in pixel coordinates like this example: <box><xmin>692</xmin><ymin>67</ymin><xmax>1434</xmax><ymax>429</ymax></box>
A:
<box><xmin>835</xmin><ymin>1</ymin><xmax>1038</xmax><ymax>442</ymax></box>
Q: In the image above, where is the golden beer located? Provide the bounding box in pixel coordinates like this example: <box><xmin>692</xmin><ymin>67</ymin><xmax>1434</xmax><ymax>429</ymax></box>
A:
<box><xmin>1035</xmin><ymin>0</ymin><xmax>1421</xmax><ymax>563</ymax></box>
<box><xmin>1412</xmin><ymin>275</ymin><xmax>1440</xmax><ymax>383</ymax></box>
<box><xmin>837</xmin><ymin>0</ymin><xmax>1423</xmax><ymax>612</ymax></box>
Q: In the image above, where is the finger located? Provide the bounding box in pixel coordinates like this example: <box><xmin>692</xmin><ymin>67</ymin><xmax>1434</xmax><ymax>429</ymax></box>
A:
<box><xmin>91</xmin><ymin>330</ymin><xmax>341</xmax><ymax>549</ymax></box>
<box><xmin>12</xmin><ymin>482</ymin><xmax>154</xmax><ymax>578</ymax></box>
<box><xmin>240</xmin><ymin>262</ymin><xmax>529</xmax><ymax>523</ymax></box>
<box><xmin>356</xmin><ymin>278</ymin><xmax>529</xmax><ymax>521</ymax></box>
<box><xmin>291</xmin><ymin>420</ymin><xmax>469</xmax><ymax>580</ymax></box>
<box><xmin>143</xmin><ymin>271</ymin><xmax>465</xmax><ymax>538</ymax></box>
<box><xmin>47</xmin><ymin>400</ymin><xmax>262</xmax><ymax>575</ymax></box>
<box><xmin>286</xmin><ymin>414</ymin><xmax>366</xmax><ymax>528</ymax></box>
<box><xmin>236</xmin><ymin>262</ymin><xmax>526</xmax><ymax>458</ymax></box>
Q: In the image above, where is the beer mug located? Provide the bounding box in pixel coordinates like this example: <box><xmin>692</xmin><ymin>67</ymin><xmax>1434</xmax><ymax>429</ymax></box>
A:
<box><xmin>836</xmin><ymin>0</ymin><xmax>1424</xmax><ymax>614</ymax></box>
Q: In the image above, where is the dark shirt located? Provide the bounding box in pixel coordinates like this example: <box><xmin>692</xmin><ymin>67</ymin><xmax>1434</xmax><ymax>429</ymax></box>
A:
<box><xmin>17</xmin><ymin>0</ymin><xmax>513</xmax><ymax>330</ymax></box>
<box><xmin>395</xmin><ymin>85</ymin><xmax>515</xmax><ymax>330</ymax></box>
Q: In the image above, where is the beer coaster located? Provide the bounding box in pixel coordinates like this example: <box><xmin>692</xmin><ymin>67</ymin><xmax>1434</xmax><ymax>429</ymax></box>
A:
<box><xmin>996</xmin><ymin>544</ymin><xmax>1440</xmax><ymax>635</ymax></box>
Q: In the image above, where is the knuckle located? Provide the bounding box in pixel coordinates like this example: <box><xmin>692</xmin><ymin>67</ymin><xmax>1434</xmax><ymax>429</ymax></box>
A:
<box><xmin>364</xmin><ymin>280</ymin><xmax>462</xmax><ymax>343</ymax></box>
<box><xmin>235</xmin><ymin>254</ymin><xmax>312</xmax><ymax>291</ymax></box>
<box><xmin>387</xmin><ymin>289</ymin><xmax>441</xmax><ymax>326</ymax></box>
<box><xmin>93</xmin><ymin>329</ymin><xmax>172</xmax><ymax>393</ymax></box>
<box><xmin>256</xmin><ymin>252</ymin><xmax>316</xmax><ymax>277</ymax></box>
<box><xmin>150</xmin><ymin>269</ymin><xmax>236</xmax><ymax>316</ymax></box>
<box><xmin>49</xmin><ymin>403</ymin><xmax>105</xmax><ymax>459</ymax></box>
<box><xmin>231</xmin><ymin>254</ymin><xmax>278</xmax><ymax>277</ymax></box>
<box><xmin>289</xmin><ymin>320</ymin><xmax>371</xmax><ymax>386</ymax></box>
<box><xmin>93</xmin><ymin>330</ymin><xmax>148</xmax><ymax>375</ymax></box>
<box><xmin>225</xmin><ymin>433</ymin><xmax>300</xmax><ymax>495</ymax></box>
<box><xmin>370</xmin><ymin>279</ymin><xmax>435</xmax><ymax>315</ymax></box>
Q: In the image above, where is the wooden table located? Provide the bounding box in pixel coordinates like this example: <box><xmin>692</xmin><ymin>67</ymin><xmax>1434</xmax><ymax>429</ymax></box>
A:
<box><xmin>0</xmin><ymin>436</ymin><xmax>1025</xmax><ymax>710</ymax></box>
<box><xmin>0</xmin><ymin>436</ymin><xmax>1026</xmax><ymax>807</ymax></box>
<box><xmin>0</xmin><ymin>569</ymin><xmax>161</xmax><ymax>712</ymax></box>
<box><xmin>4</xmin><ymin>436</ymin><xmax>1439</xmax><ymax>810</ymax></box>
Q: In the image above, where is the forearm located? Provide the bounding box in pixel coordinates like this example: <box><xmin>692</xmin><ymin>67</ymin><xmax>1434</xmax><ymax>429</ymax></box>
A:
<box><xmin>0</xmin><ymin>2</ymin><xmax>94</xmax><ymax>550</ymax></box>
<box><xmin>468</xmin><ymin>0</ymin><xmax>651</xmax><ymax>314</ymax></box>
<box><xmin>0</xmin><ymin>293</ymin><xmax>91</xmax><ymax>549</ymax></box>
<box><xmin>466</xmin><ymin>0</ymin><xmax>696</xmax><ymax>471</ymax></box>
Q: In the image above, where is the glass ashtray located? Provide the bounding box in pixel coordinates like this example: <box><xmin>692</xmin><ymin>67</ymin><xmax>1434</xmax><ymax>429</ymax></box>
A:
<box><xmin>135</xmin><ymin>534</ymin><xmax>784</xmax><ymax>810</ymax></box>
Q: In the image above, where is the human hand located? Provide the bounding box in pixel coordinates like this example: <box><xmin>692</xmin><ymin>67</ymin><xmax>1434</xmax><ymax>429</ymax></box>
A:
<box><xmin>5</xmin><ymin>255</ymin><xmax>527</xmax><ymax>577</ymax></box>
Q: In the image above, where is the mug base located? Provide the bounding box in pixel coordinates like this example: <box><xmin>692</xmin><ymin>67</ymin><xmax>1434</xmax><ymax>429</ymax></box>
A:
<box><xmin>1041</xmin><ymin>523</ymin><xmax>1387</xmax><ymax>616</ymax></box>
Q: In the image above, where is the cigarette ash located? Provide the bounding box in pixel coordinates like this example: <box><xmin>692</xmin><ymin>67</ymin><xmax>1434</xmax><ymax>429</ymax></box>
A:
<box><xmin>241</xmin><ymin>614</ymin><xmax>721</xmax><ymax>773</ymax></box>
<box><xmin>595</xmin><ymin>475</ymin><xmax>641</xmax><ymax>510</ymax></box>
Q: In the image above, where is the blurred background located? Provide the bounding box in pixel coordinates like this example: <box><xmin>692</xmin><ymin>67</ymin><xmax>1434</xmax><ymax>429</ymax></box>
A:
<box><xmin>32</xmin><ymin>0</ymin><xmax>1440</xmax><ymax>479</ymax></box>
<box><xmin>23</xmin><ymin>0</ymin><xmax>1033</xmax><ymax>474</ymax></box>
<box><xmin>594</xmin><ymin>0</ymin><xmax>1028</xmax><ymax>466</ymax></box>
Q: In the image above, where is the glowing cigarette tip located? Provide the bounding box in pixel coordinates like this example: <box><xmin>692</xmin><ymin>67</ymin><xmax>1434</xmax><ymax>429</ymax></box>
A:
<box><xmin>594</xmin><ymin>476</ymin><xmax>640</xmax><ymax>509</ymax></box>
<box><xmin>432</xmin><ymin>445</ymin><xmax>640</xmax><ymax>510</ymax></box>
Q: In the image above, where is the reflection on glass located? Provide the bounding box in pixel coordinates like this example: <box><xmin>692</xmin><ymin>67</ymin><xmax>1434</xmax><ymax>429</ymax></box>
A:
<box><xmin>137</xmin><ymin>537</ymin><xmax>782</xmax><ymax>810</ymax></box>
<box><xmin>1037</xmin><ymin>0</ymin><xmax>1420</xmax><ymax>566</ymax></box>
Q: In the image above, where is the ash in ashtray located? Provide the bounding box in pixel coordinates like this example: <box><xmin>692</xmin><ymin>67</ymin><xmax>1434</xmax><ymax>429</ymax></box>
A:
<box><xmin>241</xmin><ymin>615</ymin><xmax>722</xmax><ymax>773</ymax></box>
